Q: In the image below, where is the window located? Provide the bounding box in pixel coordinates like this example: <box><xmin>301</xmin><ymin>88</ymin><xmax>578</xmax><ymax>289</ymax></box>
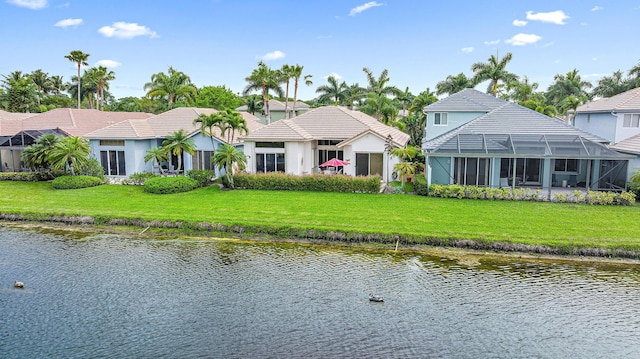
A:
<box><xmin>192</xmin><ymin>150</ymin><xmax>213</xmax><ymax>170</ymax></box>
<box><xmin>434</xmin><ymin>112</ymin><xmax>448</xmax><ymax>125</ymax></box>
<box><xmin>256</xmin><ymin>153</ymin><xmax>285</xmax><ymax>173</ymax></box>
<box><xmin>318</xmin><ymin>149</ymin><xmax>344</xmax><ymax>166</ymax></box>
<box><xmin>623</xmin><ymin>114</ymin><xmax>640</xmax><ymax>128</ymax></box>
<box><xmin>99</xmin><ymin>140</ymin><xmax>125</xmax><ymax>146</ymax></box>
<box><xmin>256</xmin><ymin>142</ymin><xmax>285</xmax><ymax>148</ymax></box>
<box><xmin>100</xmin><ymin>150</ymin><xmax>126</xmax><ymax>176</ymax></box>
<box><xmin>355</xmin><ymin>153</ymin><xmax>383</xmax><ymax>176</ymax></box>
<box><xmin>554</xmin><ymin>159</ymin><xmax>578</xmax><ymax>172</ymax></box>
<box><xmin>454</xmin><ymin>157</ymin><xmax>489</xmax><ymax>186</ymax></box>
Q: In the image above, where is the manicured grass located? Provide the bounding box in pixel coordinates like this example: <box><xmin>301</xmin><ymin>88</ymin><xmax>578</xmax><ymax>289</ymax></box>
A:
<box><xmin>1</xmin><ymin>181</ymin><xmax>639</xmax><ymax>251</ymax></box>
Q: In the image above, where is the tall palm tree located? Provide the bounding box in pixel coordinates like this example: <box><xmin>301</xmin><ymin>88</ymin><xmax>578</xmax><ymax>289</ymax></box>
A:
<box><xmin>591</xmin><ymin>71</ymin><xmax>632</xmax><ymax>98</ymax></box>
<box><xmin>471</xmin><ymin>52</ymin><xmax>518</xmax><ymax>96</ymax></box>
<box><xmin>280</xmin><ymin>64</ymin><xmax>293</xmax><ymax>119</ymax></box>
<box><xmin>360</xmin><ymin>92</ymin><xmax>397</xmax><ymax>123</ymax></box>
<box><xmin>193</xmin><ymin>112</ymin><xmax>224</xmax><ymax>149</ymax></box>
<box><xmin>144</xmin><ymin>147</ymin><xmax>169</xmax><ymax>175</ymax></box>
<box><xmin>219</xmin><ymin>109</ymin><xmax>248</xmax><ymax>144</ymax></box>
<box><xmin>162</xmin><ymin>129</ymin><xmax>196</xmax><ymax>173</ymax></box>
<box><xmin>245</xmin><ymin>94</ymin><xmax>263</xmax><ymax>115</ymax></box>
<box><xmin>436</xmin><ymin>73</ymin><xmax>475</xmax><ymax>96</ymax></box>
<box><xmin>49</xmin><ymin>75</ymin><xmax>65</xmax><ymax>96</ymax></box>
<box><xmin>396</xmin><ymin>86</ymin><xmax>414</xmax><ymax>115</ymax></box>
<box><xmin>506</xmin><ymin>76</ymin><xmax>539</xmax><ymax>103</ymax></box>
<box><xmin>545</xmin><ymin>69</ymin><xmax>592</xmax><ymax>108</ymax></box>
<box><xmin>242</xmin><ymin>61</ymin><xmax>284</xmax><ymax>124</ymax></box>
<box><xmin>344</xmin><ymin>83</ymin><xmax>366</xmax><ymax>110</ymax></box>
<box><xmin>64</xmin><ymin>50</ymin><xmax>90</xmax><ymax>109</ymax></box>
<box><xmin>144</xmin><ymin>66</ymin><xmax>197</xmax><ymax>108</ymax></box>
<box><xmin>212</xmin><ymin>144</ymin><xmax>247</xmax><ymax>188</ymax></box>
<box><xmin>316</xmin><ymin>75</ymin><xmax>348</xmax><ymax>105</ymax></box>
<box><xmin>290</xmin><ymin>64</ymin><xmax>312</xmax><ymax>117</ymax></box>
<box><xmin>48</xmin><ymin>136</ymin><xmax>91</xmax><ymax>175</ymax></box>
<box><xmin>29</xmin><ymin>69</ymin><xmax>52</xmax><ymax>106</ymax></box>
<box><xmin>362</xmin><ymin>67</ymin><xmax>401</xmax><ymax>97</ymax></box>
<box><xmin>95</xmin><ymin>66</ymin><xmax>115</xmax><ymax>111</ymax></box>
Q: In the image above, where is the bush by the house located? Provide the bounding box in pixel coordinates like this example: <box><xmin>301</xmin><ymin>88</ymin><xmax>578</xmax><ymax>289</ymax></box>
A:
<box><xmin>233</xmin><ymin>172</ymin><xmax>380</xmax><ymax>193</ymax></box>
<box><xmin>629</xmin><ymin>182</ymin><xmax>640</xmax><ymax>200</ymax></box>
<box><xmin>52</xmin><ymin>175</ymin><xmax>104</xmax><ymax>189</ymax></box>
<box><xmin>122</xmin><ymin>172</ymin><xmax>159</xmax><ymax>186</ymax></box>
<box><xmin>77</xmin><ymin>158</ymin><xmax>106</xmax><ymax>180</ymax></box>
<box><xmin>187</xmin><ymin>169</ymin><xmax>215</xmax><ymax>187</ymax></box>
<box><xmin>143</xmin><ymin>176</ymin><xmax>199</xmax><ymax>194</ymax></box>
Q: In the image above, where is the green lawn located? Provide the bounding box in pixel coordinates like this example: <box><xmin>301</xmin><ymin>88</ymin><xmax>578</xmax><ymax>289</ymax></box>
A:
<box><xmin>1</xmin><ymin>181</ymin><xmax>639</xmax><ymax>251</ymax></box>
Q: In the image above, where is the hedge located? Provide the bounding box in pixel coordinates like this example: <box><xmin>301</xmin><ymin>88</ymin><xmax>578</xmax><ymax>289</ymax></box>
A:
<box><xmin>233</xmin><ymin>172</ymin><xmax>380</xmax><ymax>193</ymax></box>
<box><xmin>0</xmin><ymin>171</ymin><xmax>63</xmax><ymax>182</ymax></box>
<box><xmin>187</xmin><ymin>169</ymin><xmax>215</xmax><ymax>187</ymax></box>
<box><xmin>52</xmin><ymin>175</ymin><xmax>104</xmax><ymax>189</ymax></box>
<box><xmin>143</xmin><ymin>176</ymin><xmax>199</xmax><ymax>194</ymax></box>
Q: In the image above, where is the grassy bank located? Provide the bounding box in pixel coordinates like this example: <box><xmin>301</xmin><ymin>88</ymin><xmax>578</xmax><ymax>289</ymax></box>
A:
<box><xmin>1</xmin><ymin>181</ymin><xmax>639</xmax><ymax>256</ymax></box>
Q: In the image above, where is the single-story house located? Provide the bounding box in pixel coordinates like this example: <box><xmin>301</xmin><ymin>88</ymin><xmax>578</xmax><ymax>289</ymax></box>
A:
<box><xmin>574</xmin><ymin>87</ymin><xmax>640</xmax><ymax>180</ymax></box>
<box><xmin>0</xmin><ymin>108</ymin><xmax>152</xmax><ymax>172</ymax></box>
<box><xmin>85</xmin><ymin>107</ymin><xmax>263</xmax><ymax>177</ymax></box>
<box><xmin>422</xmin><ymin>89</ymin><xmax>632</xmax><ymax>191</ymax></box>
<box><xmin>240</xmin><ymin>105</ymin><xmax>410</xmax><ymax>180</ymax></box>
<box><xmin>237</xmin><ymin>99</ymin><xmax>310</xmax><ymax>124</ymax></box>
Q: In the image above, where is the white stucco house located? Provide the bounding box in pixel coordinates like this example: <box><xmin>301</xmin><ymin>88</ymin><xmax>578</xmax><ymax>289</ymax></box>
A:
<box><xmin>240</xmin><ymin>106</ymin><xmax>410</xmax><ymax>181</ymax></box>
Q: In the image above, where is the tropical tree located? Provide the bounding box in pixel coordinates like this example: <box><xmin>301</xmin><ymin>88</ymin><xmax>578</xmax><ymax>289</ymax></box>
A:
<box><xmin>0</xmin><ymin>73</ymin><xmax>38</xmax><ymax>112</ymax></box>
<box><xmin>521</xmin><ymin>98</ymin><xmax>558</xmax><ymax>118</ymax></box>
<box><xmin>162</xmin><ymin>129</ymin><xmax>196</xmax><ymax>173</ymax></box>
<box><xmin>391</xmin><ymin>146</ymin><xmax>419</xmax><ymax>191</ymax></box>
<box><xmin>559</xmin><ymin>95</ymin><xmax>584</xmax><ymax>124</ymax></box>
<box><xmin>404</xmin><ymin>88</ymin><xmax>438</xmax><ymax>146</ymax></box>
<box><xmin>628</xmin><ymin>59</ymin><xmax>640</xmax><ymax>86</ymax></box>
<box><xmin>29</xmin><ymin>69</ymin><xmax>52</xmax><ymax>106</ymax></box>
<box><xmin>49</xmin><ymin>75</ymin><xmax>65</xmax><ymax>96</ymax></box>
<box><xmin>290</xmin><ymin>64</ymin><xmax>312</xmax><ymax>117</ymax></box>
<box><xmin>362</xmin><ymin>67</ymin><xmax>400</xmax><ymax>97</ymax></box>
<box><xmin>316</xmin><ymin>75</ymin><xmax>348</xmax><ymax>105</ymax></box>
<box><xmin>244</xmin><ymin>94</ymin><xmax>263</xmax><ymax>115</ymax></box>
<box><xmin>194</xmin><ymin>85</ymin><xmax>243</xmax><ymax>110</ymax></box>
<box><xmin>360</xmin><ymin>92</ymin><xmax>397</xmax><ymax>123</ymax></box>
<box><xmin>144</xmin><ymin>66</ymin><xmax>197</xmax><ymax>109</ymax></box>
<box><xmin>64</xmin><ymin>50</ymin><xmax>90</xmax><ymax>109</ymax></box>
<box><xmin>22</xmin><ymin>134</ymin><xmax>60</xmax><ymax>171</ymax></box>
<box><xmin>545</xmin><ymin>69</ymin><xmax>592</xmax><ymax>108</ymax></box>
<box><xmin>344</xmin><ymin>83</ymin><xmax>366</xmax><ymax>110</ymax></box>
<box><xmin>409</xmin><ymin>88</ymin><xmax>438</xmax><ymax>115</ymax></box>
<box><xmin>48</xmin><ymin>136</ymin><xmax>91</xmax><ymax>175</ymax></box>
<box><xmin>144</xmin><ymin>146</ymin><xmax>169</xmax><ymax>175</ymax></box>
<box><xmin>505</xmin><ymin>76</ymin><xmax>539</xmax><ymax>103</ymax></box>
<box><xmin>396</xmin><ymin>87</ymin><xmax>414</xmax><ymax>115</ymax></box>
<box><xmin>193</xmin><ymin>112</ymin><xmax>224</xmax><ymax>149</ymax></box>
<box><xmin>436</xmin><ymin>73</ymin><xmax>475</xmax><ymax>96</ymax></box>
<box><xmin>471</xmin><ymin>52</ymin><xmax>518</xmax><ymax>96</ymax></box>
<box><xmin>242</xmin><ymin>61</ymin><xmax>284</xmax><ymax>124</ymax></box>
<box><xmin>95</xmin><ymin>66</ymin><xmax>115</xmax><ymax>111</ymax></box>
<box><xmin>212</xmin><ymin>144</ymin><xmax>247</xmax><ymax>188</ymax></box>
<box><xmin>591</xmin><ymin>70</ymin><xmax>634</xmax><ymax>98</ymax></box>
<box><xmin>219</xmin><ymin>109</ymin><xmax>248</xmax><ymax>144</ymax></box>
<box><xmin>280</xmin><ymin>64</ymin><xmax>293</xmax><ymax>119</ymax></box>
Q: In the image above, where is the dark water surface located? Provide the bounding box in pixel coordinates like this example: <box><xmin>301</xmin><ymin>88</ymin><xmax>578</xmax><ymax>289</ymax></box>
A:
<box><xmin>1</xmin><ymin>226</ymin><xmax>640</xmax><ymax>358</ymax></box>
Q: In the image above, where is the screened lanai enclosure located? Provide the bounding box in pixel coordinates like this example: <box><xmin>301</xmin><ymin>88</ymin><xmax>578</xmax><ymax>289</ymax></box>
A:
<box><xmin>424</xmin><ymin>133</ymin><xmax>632</xmax><ymax>191</ymax></box>
<box><xmin>0</xmin><ymin>129</ymin><xmax>67</xmax><ymax>172</ymax></box>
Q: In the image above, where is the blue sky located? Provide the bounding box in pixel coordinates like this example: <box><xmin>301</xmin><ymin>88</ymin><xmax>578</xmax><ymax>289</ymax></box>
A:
<box><xmin>1</xmin><ymin>0</ymin><xmax>639</xmax><ymax>101</ymax></box>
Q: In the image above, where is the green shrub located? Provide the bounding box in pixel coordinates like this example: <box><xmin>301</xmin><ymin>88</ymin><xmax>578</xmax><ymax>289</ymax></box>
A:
<box><xmin>52</xmin><ymin>175</ymin><xmax>103</xmax><ymax>189</ymax></box>
<box><xmin>413</xmin><ymin>176</ymin><xmax>429</xmax><ymax>196</ymax></box>
<box><xmin>122</xmin><ymin>172</ymin><xmax>159</xmax><ymax>186</ymax></box>
<box><xmin>628</xmin><ymin>182</ymin><xmax>640</xmax><ymax>200</ymax></box>
<box><xmin>0</xmin><ymin>170</ymin><xmax>66</xmax><ymax>182</ymax></box>
<box><xmin>233</xmin><ymin>172</ymin><xmax>380</xmax><ymax>193</ymax></box>
<box><xmin>187</xmin><ymin>169</ymin><xmax>215</xmax><ymax>187</ymax></box>
<box><xmin>77</xmin><ymin>158</ymin><xmax>106</xmax><ymax>180</ymax></box>
<box><xmin>143</xmin><ymin>176</ymin><xmax>199</xmax><ymax>194</ymax></box>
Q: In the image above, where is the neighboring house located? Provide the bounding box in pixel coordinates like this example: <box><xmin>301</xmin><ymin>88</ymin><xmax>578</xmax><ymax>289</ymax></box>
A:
<box><xmin>0</xmin><ymin>108</ymin><xmax>152</xmax><ymax>172</ymax></box>
<box><xmin>574</xmin><ymin>87</ymin><xmax>640</xmax><ymax>180</ymax></box>
<box><xmin>422</xmin><ymin>89</ymin><xmax>632</xmax><ymax>191</ymax></box>
<box><xmin>85</xmin><ymin>107</ymin><xmax>263</xmax><ymax>177</ymax></box>
<box><xmin>240</xmin><ymin>106</ymin><xmax>410</xmax><ymax>181</ymax></box>
<box><xmin>237</xmin><ymin>99</ymin><xmax>310</xmax><ymax>124</ymax></box>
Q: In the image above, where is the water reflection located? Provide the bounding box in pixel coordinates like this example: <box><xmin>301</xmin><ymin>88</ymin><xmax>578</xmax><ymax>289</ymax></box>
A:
<box><xmin>1</xmin><ymin>225</ymin><xmax>640</xmax><ymax>358</ymax></box>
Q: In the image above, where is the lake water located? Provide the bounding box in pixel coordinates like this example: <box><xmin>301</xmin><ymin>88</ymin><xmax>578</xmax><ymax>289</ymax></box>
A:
<box><xmin>1</xmin><ymin>225</ymin><xmax>640</xmax><ymax>358</ymax></box>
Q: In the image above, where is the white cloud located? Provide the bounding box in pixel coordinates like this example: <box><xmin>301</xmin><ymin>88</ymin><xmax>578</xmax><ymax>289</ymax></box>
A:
<box><xmin>506</xmin><ymin>33</ymin><xmax>542</xmax><ymax>46</ymax></box>
<box><xmin>324</xmin><ymin>72</ymin><xmax>342</xmax><ymax>80</ymax></box>
<box><xmin>349</xmin><ymin>1</ymin><xmax>382</xmax><ymax>16</ymax></box>
<box><xmin>317</xmin><ymin>35</ymin><xmax>333</xmax><ymax>39</ymax></box>
<box><xmin>591</xmin><ymin>6</ymin><xmax>603</xmax><ymax>11</ymax></box>
<box><xmin>7</xmin><ymin>0</ymin><xmax>47</xmax><ymax>9</ymax></box>
<box><xmin>526</xmin><ymin>10</ymin><xmax>569</xmax><ymax>25</ymax></box>
<box><xmin>484</xmin><ymin>40</ymin><xmax>500</xmax><ymax>45</ymax></box>
<box><xmin>54</xmin><ymin>18</ymin><xmax>83</xmax><ymax>28</ymax></box>
<box><xmin>98</xmin><ymin>22</ymin><xmax>158</xmax><ymax>39</ymax></box>
<box><xmin>461</xmin><ymin>47</ymin><xmax>474</xmax><ymax>53</ymax></box>
<box><xmin>512</xmin><ymin>19</ymin><xmax>528</xmax><ymax>27</ymax></box>
<box><xmin>258</xmin><ymin>50</ymin><xmax>286</xmax><ymax>61</ymax></box>
<box><xmin>95</xmin><ymin>59</ymin><xmax>121</xmax><ymax>68</ymax></box>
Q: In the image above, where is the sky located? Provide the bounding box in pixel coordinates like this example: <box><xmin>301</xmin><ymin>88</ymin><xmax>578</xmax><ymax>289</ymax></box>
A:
<box><xmin>1</xmin><ymin>0</ymin><xmax>639</xmax><ymax>102</ymax></box>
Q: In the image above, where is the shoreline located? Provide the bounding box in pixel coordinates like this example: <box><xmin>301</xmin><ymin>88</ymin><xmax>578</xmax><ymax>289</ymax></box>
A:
<box><xmin>2</xmin><ymin>214</ymin><xmax>640</xmax><ymax>266</ymax></box>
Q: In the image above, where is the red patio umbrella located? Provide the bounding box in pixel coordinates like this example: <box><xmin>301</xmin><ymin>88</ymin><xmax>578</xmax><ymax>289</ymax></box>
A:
<box><xmin>320</xmin><ymin>158</ymin><xmax>350</xmax><ymax>167</ymax></box>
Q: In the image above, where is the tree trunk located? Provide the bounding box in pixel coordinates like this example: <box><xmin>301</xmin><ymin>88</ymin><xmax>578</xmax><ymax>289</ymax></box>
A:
<box><xmin>284</xmin><ymin>80</ymin><xmax>290</xmax><ymax>119</ymax></box>
<box><xmin>293</xmin><ymin>80</ymin><xmax>299</xmax><ymax>118</ymax></box>
<box><xmin>77</xmin><ymin>64</ymin><xmax>81</xmax><ymax>109</ymax></box>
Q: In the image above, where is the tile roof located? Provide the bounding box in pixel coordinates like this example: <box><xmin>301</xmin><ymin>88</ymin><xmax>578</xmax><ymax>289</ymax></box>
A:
<box><xmin>610</xmin><ymin>133</ymin><xmax>640</xmax><ymax>154</ymax></box>
<box><xmin>424</xmin><ymin>102</ymin><xmax>607</xmax><ymax>150</ymax></box>
<box><xmin>0</xmin><ymin>108</ymin><xmax>151</xmax><ymax>136</ymax></box>
<box><xmin>242</xmin><ymin>105</ymin><xmax>410</xmax><ymax>146</ymax></box>
<box><xmin>424</xmin><ymin>88</ymin><xmax>507</xmax><ymax>113</ymax></box>
<box><xmin>85</xmin><ymin>107</ymin><xmax>264</xmax><ymax>145</ymax></box>
<box><xmin>576</xmin><ymin>87</ymin><xmax>640</xmax><ymax>113</ymax></box>
<box><xmin>237</xmin><ymin>99</ymin><xmax>310</xmax><ymax>111</ymax></box>
<box><xmin>0</xmin><ymin>110</ymin><xmax>37</xmax><ymax>121</ymax></box>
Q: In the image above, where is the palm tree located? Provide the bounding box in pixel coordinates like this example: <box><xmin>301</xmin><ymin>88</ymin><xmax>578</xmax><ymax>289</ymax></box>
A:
<box><xmin>290</xmin><ymin>64</ymin><xmax>312</xmax><ymax>117</ymax></box>
<box><xmin>391</xmin><ymin>146</ymin><xmax>418</xmax><ymax>191</ymax></box>
<box><xmin>559</xmin><ymin>95</ymin><xmax>584</xmax><ymax>124</ymax></box>
<box><xmin>212</xmin><ymin>144</ymin><xmax>247</xmax><ymax>188</ymax></box>
<box><xmin>219</xmin><ymin>109</ymin><xmax>248</xmax><ymax>144</ymax></box>
<box><xmin>362</xmin><ymin>67</ymin><xmax>400</xmax><ymax>97</ymax></box>
<box><xmin>162</xmin><ymin>129</ymin><xmax>196</xmax><ymax>173</ymax></box>
<box><xmin>521</xmin><ymin>99</ymin><xmax>558</xmax><ymax>118</ymax></box>
<box><xmin>95</xmin><ymin>66</ymin><xmax>115</xmax><ymax>111</ymax></box>
<box><xmin>242</xmin><ymin>62</ymin><xmax>284</xmax><ymax>124</ymax></box>
<box><xmin>316</xmin><ymin>75</ymin><xmax>348</xmax><ymax>105</ymax></box>
<box><xmin>193</xmin><ymin>112</ymin><xmax>224</xmax><ymax>149</ymax></box>
<box><xmin>49</xmin><ymin>75</ymin><xmax>65</xmax><ymax>96</ymax></box>
<box><xmin>29</xmin><ymin>69</ymin><xmax>52</xmax><ymax>106</ymax></box>
<box><xmin>471</xmin><ymin>52</ymin><xmax>518</xmax><ymax>96</ymax></box>
<box><xmin>360</xmin><ymin>92</ymin><xmax>397</xmax><ymax>123</ymax></box>
<box><xmin>280</xmin><ymin>64</ymin><xmax>293</xmax><ymax>119</ymax></box>
<box><xmin>48</xmin><ymin>136</ymin><xmax>91</xmax><ymax>175</ymax></box>
<box><xmin>64</xmin><ymin>50</ymin><xmax>90</xmax><ymax>109</ymax></box>
<box><xmin>245</xmin><ymin>94</ymin><xmax>263</xmax><ymax>115</ymax></box>
<box><xmin>344</xmin><ymin>83</ymin><xmax>366</xmax><ymax>110</ymax></box>
<box><xmin>22</xmin><ymin>134</ymin><xmax>60</xmax><ymax>171</ymax></box>
<box><xmin>436</xmin><ymin>73</ymin><xmax>475</xmax><ymax>96</ymax></box>
<box><xmin>144</xmin><ymin>147</ymin><xmax>169</xmax><ymax>175</ymax></box>
<box><xmin>144</xmin><ymin>66</ymin><xmax>197</xmax><ymax>108</ymax></box>
<box><xmin>591</xmin><ymin>71</ymin><xmax>633</xmax><ymax>98</ymax></box>
<box><xmin>545</xmin><ymin>69</ymin><xmax>592</xmax><ymax>108</ymax></box>
<box><xmin>1</xmin><ymin>73</ymin><xmax>38</xmax><ymax>112</ymax></box>
<box><xmin>506</xmin><ymin>76</ymin><xmax>539</xmax><ymax>103</ymax></box>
